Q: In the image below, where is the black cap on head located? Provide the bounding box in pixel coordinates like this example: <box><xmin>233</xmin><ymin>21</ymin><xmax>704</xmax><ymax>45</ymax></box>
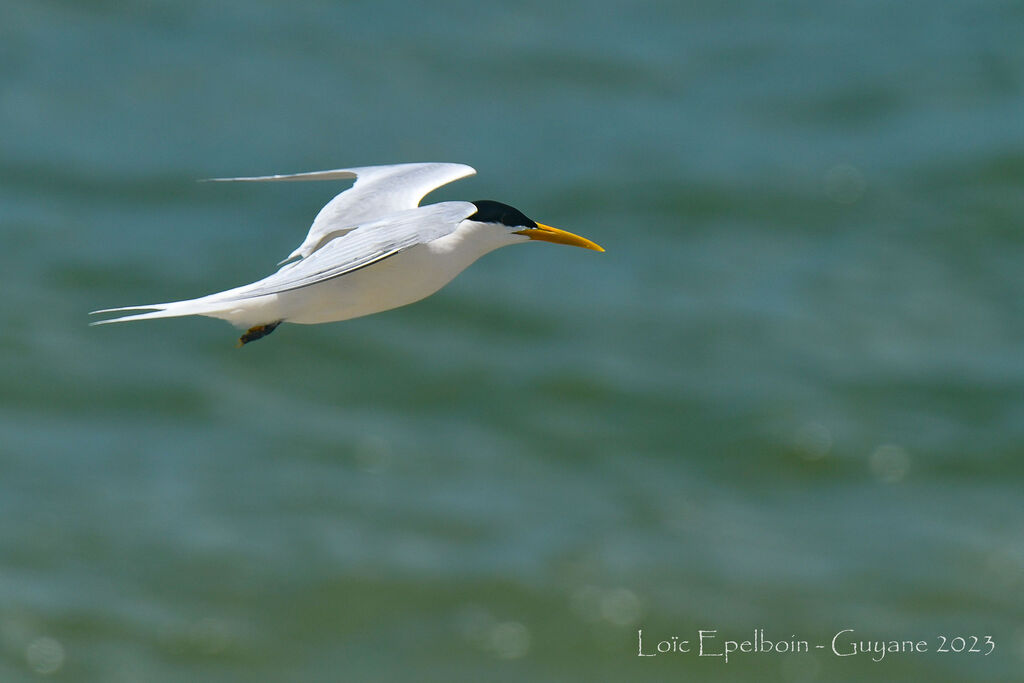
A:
<box><xmin>469</xmin><ymin>200</ymin><xmax>537</xmax><ymax>229</ymax></box>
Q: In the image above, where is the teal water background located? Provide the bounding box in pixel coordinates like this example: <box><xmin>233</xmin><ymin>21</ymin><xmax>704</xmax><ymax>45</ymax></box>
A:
<box><xmin>2</xmin><ymin>1</ymin><xmax>1023</xmax><ymax>681</ymax></box>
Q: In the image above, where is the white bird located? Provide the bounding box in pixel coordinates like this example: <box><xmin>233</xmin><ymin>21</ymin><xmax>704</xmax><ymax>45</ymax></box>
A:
<box><xmin>91</xmin><ymin>162</ymin><xmax>604</xmax><ymax>346</ymax></box>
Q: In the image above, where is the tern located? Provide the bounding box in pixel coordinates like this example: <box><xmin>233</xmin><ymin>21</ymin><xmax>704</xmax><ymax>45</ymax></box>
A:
<box><xmin>91</xmin><ymin>162</ymin><xmax>603</xmax><ymax>346</ymax></box>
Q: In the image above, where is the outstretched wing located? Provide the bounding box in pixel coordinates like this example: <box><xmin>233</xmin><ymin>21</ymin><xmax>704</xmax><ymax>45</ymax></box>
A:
<box><xmin>225</xmin><ymin>201</ymin><xmax>477</xmax><ymax>299</ymax></box>
<box><xmin>207</xmin><ymin>162</ymin><xmax>476</xmax><ymax>262</ymax></box>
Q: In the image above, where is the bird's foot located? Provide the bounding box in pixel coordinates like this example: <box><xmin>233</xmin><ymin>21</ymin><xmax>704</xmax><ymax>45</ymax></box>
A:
<box><xmin>237</xmin><ymin>321</ymin><xmax>282</xmax><ymax>347</ymax></box>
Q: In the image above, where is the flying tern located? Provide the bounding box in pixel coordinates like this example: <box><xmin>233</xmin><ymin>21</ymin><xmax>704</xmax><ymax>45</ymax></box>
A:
<box><xmin>91</xmin><ymin>162</ymin><xmax>604</xmax><ymax>345</ymax></box>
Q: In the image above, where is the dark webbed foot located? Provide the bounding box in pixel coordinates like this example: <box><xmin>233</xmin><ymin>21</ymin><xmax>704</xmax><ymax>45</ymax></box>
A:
<box><xmin>237</xmin><ymin>321</ymin><xmax>282</xmax><ymax>347</ymax></box>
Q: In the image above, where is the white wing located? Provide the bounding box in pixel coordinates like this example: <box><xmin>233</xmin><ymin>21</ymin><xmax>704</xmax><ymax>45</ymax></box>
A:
<box><xmin>225</xmin><ymin>201</ymin><xmax>477</xmax><ymax>299</ymax></box>
<box><xmin>207</xmin><ymin>162</ymin><xmax>476</xmax><ymax>262</ymax></box>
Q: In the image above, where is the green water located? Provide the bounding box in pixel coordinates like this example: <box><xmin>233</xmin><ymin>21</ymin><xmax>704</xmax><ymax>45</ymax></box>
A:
<box><xmin>2</xmin><ymin>1</ymin><xmax>1023</xmax><ymax>681</ymax></box>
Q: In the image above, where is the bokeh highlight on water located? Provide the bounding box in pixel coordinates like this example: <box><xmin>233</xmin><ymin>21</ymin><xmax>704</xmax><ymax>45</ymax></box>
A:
<box><xmin>2</xmin><ymin>1</ymin><xmax>1023</xmax><ymax>681</ymax></box>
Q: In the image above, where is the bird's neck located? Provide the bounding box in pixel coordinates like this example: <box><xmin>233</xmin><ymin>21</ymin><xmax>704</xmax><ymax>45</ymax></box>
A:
<box><xmin>428</xmin><ymin>220</ymin><xmax>525</xmax><ymax>262</ymax></box>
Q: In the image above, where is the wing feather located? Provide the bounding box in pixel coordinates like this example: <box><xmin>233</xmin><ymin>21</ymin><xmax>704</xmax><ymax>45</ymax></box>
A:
<box><xmin>207</xmin><ymin>162</ymin><xmax>476</xmax><ymax>262</ymax></box>
<box><xmin>226</xmin><ymin>201</ymin><xmax>476</xmax><ymax>299</ymax></box>
<box><xmin>203</xmin><ymin>169</ymin><xmax>359</xmax><ymax>183</ymax></box>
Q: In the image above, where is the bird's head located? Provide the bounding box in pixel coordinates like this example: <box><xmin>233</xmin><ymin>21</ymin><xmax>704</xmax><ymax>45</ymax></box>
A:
<box><xmin>469</xmin><ymin>200</ymin><xmax>604</xmax><ymax>252</ymax></box>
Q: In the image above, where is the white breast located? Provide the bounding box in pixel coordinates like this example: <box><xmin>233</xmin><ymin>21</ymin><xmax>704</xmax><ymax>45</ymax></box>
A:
<box><xmin>263</xmin><ymin>220</ymin><xmax>527</xmax><ymax>325</ymax></box>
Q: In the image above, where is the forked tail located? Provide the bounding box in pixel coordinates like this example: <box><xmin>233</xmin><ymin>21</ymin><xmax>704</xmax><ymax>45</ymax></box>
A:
<box><xmin>89</xmin><ymin>298</ymin><xmax>238</xmax><ymax>326</ymax></box>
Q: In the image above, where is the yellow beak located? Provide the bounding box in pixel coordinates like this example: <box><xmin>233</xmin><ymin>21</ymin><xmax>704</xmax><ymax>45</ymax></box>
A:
<box><xmin>514</xmin><ymin>223</ymin><xmax>605</xmax><ymax>252</ymax></box>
